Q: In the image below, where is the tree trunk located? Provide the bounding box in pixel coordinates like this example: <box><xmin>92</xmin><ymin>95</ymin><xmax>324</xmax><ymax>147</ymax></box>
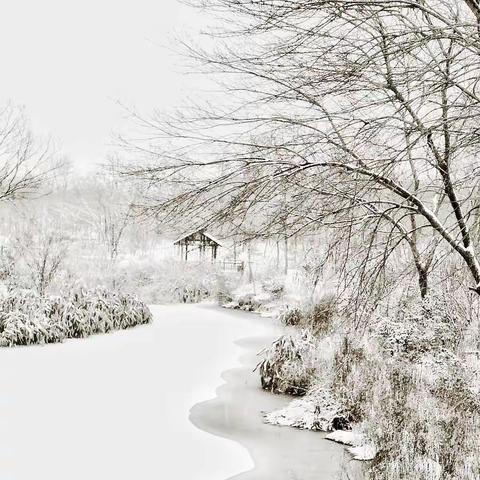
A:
<box><xmin>276</xmin><ymin>239</ymin><xmax>280</xmax><ymax>269</ymax></box>
<box><xmin>248</xmin><ymin>243</ymin><xmax>254</xmax><ymax>284</ymax></box>
<box><xmin>417</xmin><ymin>267</ymin><xmax>428</xmax><ymax>299</ymax></box>
<box><xmin>464</xmin><ymin>0</ymin><xmax>480</xmax><ymax>21</ymax></box>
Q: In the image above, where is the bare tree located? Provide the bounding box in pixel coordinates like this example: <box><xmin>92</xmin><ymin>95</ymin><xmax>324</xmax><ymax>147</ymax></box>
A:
<box><xmin>119</xmin><ymin>0</ymin><xmax>480</xmax><ymax>298</ymax></box>
<box><xmin>75</xmin><ymin>174</ymin><xmax>135</xmax><ymax>262</ymax></box>
<box><xmin>13</xmin><ymin>218</ymin><xmax>68</xmax><ymax>296</ymax></box>
<box><xmin>0</xmin><ymin>102</ymin><xmax>56</xmax><ymax>202</ymax></box>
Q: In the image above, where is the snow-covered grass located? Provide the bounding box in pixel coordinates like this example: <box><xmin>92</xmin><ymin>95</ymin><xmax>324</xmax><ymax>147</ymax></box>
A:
<box><xmin>111</xmin><ymin>257</ymin><xmax>223</xmax><ymax>304</ymax></box>
<box><xmin>0</xmin><ymin>243</ymin><xmax>232</xmax><ymax>305</ymax></box>
<box><xmin>0</xmin><ymin>288</ymin><xmax>152</xmax><ymax>346</ymax></box>
<box><xmin>257</xmin><ymin>329</ymin><xmax>320</xmax><ymax>396</ymax></box>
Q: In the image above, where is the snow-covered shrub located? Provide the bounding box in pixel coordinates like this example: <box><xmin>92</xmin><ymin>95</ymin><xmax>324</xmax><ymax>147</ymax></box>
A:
<box><xmin>172</xmin><ymin>285</ymin><xmax>210</xmax><ymax>303</ymax></box>
<box><xmin>279</xmin><ymin>295</ymin><xmax>336</xmax><ymax>335</ymax></box>
<box><xmin>309</xmin><ymin>295</ymin><xmax>336</xmax><ymax>335</ymax></box>
<box><xmin>0</xmin><ymin>248</ymin><xmax>17</xmax><ymax>288</ymax></box>
<box><xmin>113</xmin><ymin>257</ymin><xmax>220</xmax><ymax>304</ymax></box>
<box><xmin>331</xmin><ymin>336</ymin><xmax>375</xmax><ymax>424</ymax></box>
<box><xmin>362</xmin><ymin>358</ymin><xmax>480</xmax><ymax>480</ymax></box>
<box><xmin>326</xmin><ymin>294</ymin><xmax>480</xmax><ymax>479</ymax></box>
<box><xmin>222</xmin><ymin>282</ymin><xmax>279</xmax><ymax>314</ymax></box>
<box><xmin>57</xmin><ymin>288</ymin><xmax>152</xmax><ymax>337</ymax></box>
<box><xmin>257</xmin><ymin>329</ymin><xmax>319</xmax><ymax>395</ymax></box>
<box><xmin>264</xmin><ymin>385</ymin><xmax>345</xmax><ymax>431</ymax></box>
<box><xmin>0</xmin><ymin>311</ymin><xmax>67</xmax><ymax>346</ymax></box>
<box><xmin>259</xmin><ymin>282</ymin><xmax>479</xmax><ymax>477</ymax></box>
<box><xmin>0</xmin><ymin>288</ymin><xmax>152</xmax><ymax>346</ymax></box>
<box><xmin>236</xmin><ymin>292</ymin><xmax>264</xmax><ymax>311</ymax></box>
<box><xmin>375</xmin><ymin>294</ymin><xmax>460</xmax><ymax>360</ymax></box>
<box><xmin>278</xmin><ymin>306</ymin><xmax>304</xmax><ymax>326</ymax></box>
<box><xmin>261</xmin><ymin>277</ymin><xmax>285</xmax><ymax>300</ymax></box>
<box><xmin>59</xmin><ymin>254</ymin><xmax>227</xmax><ymax>305</ymax></box>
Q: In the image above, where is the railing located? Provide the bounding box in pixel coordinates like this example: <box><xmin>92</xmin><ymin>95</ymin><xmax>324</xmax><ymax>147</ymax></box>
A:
<box><xmin>221</xmin><ymin>260</ymin><xmax>245</xmax><ymax>272</ymax></box>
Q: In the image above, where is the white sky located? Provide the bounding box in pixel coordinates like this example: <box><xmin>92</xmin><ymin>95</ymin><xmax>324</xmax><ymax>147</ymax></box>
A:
<box><xmin>0</xmin><ymin>0</ymin><xmax>202</xmax><ymax>172</ymax></box>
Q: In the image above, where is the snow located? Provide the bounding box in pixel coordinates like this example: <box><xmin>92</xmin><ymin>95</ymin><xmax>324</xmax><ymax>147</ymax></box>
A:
<box><xmin>264</xmin><ymin>386</ymin><xmax>341</xmax><ymax>431</ymax></box>
<box><xmin>348</xmin><ymin>444</ymin><xmax>376</xmax><ymax>461</ymax></box>
<box><xmin>0</xmin><ymin>303</ymin><xmax>277</xmax><ymax>480</ymax></box>
<box><xmin>325</xmin><ymin>430</ymin><xmax>376</xmax><ymax>461</ymax></box>
<box><xmin>325</xmin><ymin>430</ymin><xmax>360</xmax><ymax>446</ymax></box>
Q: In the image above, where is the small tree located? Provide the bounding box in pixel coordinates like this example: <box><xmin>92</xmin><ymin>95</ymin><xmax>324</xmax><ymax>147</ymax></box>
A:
<box><xmin>13</xmin><ymin>219</ymin><xmax>69</xmax><ymax>296</ymax></box>
<box><xmin>76</xmin><ymin>174</ymin><xmax>135</xmax><ymax>262</ymax></box>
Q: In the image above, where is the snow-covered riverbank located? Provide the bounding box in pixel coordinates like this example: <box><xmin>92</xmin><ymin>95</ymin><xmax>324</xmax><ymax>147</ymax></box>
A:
<box><xmin>0</xmin><ymin>303</ymin><xmax>353</xmax><ymax>479</ymax></box>
<box><xmin>190</xmin><ymin>323</ymin><xmax>357</xmax><ymax>480</ymax></box>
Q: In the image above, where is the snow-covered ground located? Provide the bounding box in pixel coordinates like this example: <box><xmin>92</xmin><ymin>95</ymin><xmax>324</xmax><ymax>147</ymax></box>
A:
<box><xmin>0</xmin><ymin>303</ymin><xmax>279</xmax><ymax>480</ymax></box>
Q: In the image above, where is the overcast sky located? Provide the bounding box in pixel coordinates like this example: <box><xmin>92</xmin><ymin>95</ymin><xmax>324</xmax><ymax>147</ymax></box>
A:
<box><xmin>0</xmin><ymin>0</ymin><xmax>201</xmax><ymax>172</ymax></box>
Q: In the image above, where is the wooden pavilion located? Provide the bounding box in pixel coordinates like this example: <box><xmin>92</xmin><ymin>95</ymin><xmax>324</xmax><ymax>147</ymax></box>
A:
<box><xmin>173</xmin><ymin>229</ymin><xmax>222</xmax><ymax>261</ymax></box>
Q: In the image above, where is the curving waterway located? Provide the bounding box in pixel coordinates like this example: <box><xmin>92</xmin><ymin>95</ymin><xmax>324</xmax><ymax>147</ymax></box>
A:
<box><xmin>0</xmin><ymin>303</ymin><xmax>358</xmax><ymax>479</ymax></box>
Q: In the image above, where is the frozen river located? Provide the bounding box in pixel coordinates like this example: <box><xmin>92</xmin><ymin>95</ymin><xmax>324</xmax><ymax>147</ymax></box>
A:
<box><xmin>0</xmin><ymin>303</ymin><xmax>350</xmax><ymax>479</ymax></box>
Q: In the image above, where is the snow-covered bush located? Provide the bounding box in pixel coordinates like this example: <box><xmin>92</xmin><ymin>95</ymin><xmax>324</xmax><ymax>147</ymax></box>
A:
<box><xmin>323</xmin><ymin>294</ymin><xmax>480</xmax><ymax>479</ymax></box>
<box><xmin>309</xmin><ymin>296</ymin><xmax>336</xmax><ymax>334</ymax></box>
<box><xmin>0</xmin><ymin>248</ymin><xmax>17</xmax><ymax>289</ymax></box>
<box><xmin>257</xmin><ymin>329</ymin><xmax>319</xmax><ymax>395</ymax></box>
<box><xmin>375</xmin><ymin>294</ymin><xmax>460</xmax><ymax>360</ymax></box>
<box><xmin>278</xmin><ymin>294</ymin><xmax>336</xmax><ymax>335</ymax></box>
<box><xmin>361</xmin><ymin>358</ymin><xmax>480</xmax><ymax>480</ymax></box>
<box><xmin>261</xmin><ymin>277</ymin><xmax>285</xmax><ymax>300</ymax></box>
<box><xmin>222</xmin><ymin>282</ymin><xmax>279</xmax><ymax>314</ymax></box>
<box><xmin>278</xmin><ymin>306</ymin><xmax>304</xmax><ymax>326</ymax></box>
<box><xmin>235</xmin><ymin>292</ymin><xmax>265</xmax><ymax>311</ymax></box>
<box><xmin>113</xmin><ymin>257</ymin><xmax>220</xmax><ymax>304</ymax></box>
<box><xmin>0</xmin><ymin>288</ymin><xmax>152</xmax><ymax>346</ymax></box>
<box><xmin>63</xmin><ymin>255</ymin><xmax>225</xmax><ymax>305</ymax></box>
<box><xmin>331</xmin><ymin>336</ymin><xmax>373</xmax><ymax>424</ymax></box>
<box><xmin>264</xmin><ymin>385</ymin><xmax>345</xmax><ymax>431</ymax></box>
